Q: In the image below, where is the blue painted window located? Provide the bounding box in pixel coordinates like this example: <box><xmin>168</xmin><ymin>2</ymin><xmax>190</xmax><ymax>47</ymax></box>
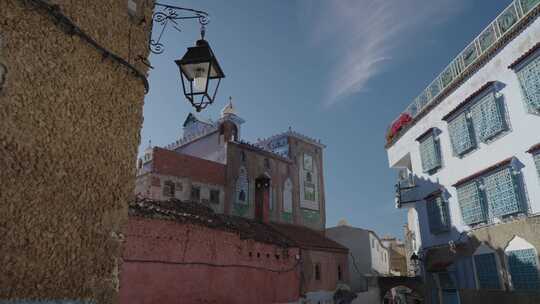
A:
<box><xmin>419</xmin><ymin>133</ymin><xmax>442</xmax><ymax>173</ymax></box>
<box><xmin>517</xmin><ymin>54</ymin><xmax>540</xmax><ymax>114</ymax></box>
<box><xmin>484</xmin><ymin>168</ymin><xmax>523</xmax><ymax>217</ymax></box>
<box><xmin>507</xmin><ymin>248</ymin><xmax>540</xmax><ymax>291</ymax></box>
<box><xmin>474</xmin><ymin>253</ymin><xmax>501</xmax><ymax>289</ymax></box>
<box><xmin>426</xmin><ymin>195</ymin><xmax>450</xmax><ymax>234</ymax></box>
<box><xmin>457</xmin><ymin>181</ymin><xmax>487</xmax><ymax>225</ymax></box>
<box><xmin>448</xmin><ymin>111</ymin><xmax>476</xmax><ymax>156</ymax></box>
<box><xmin>470</xmin><ymin>92</ymin><xmax>506</xmax><ymax>142</ymax></box>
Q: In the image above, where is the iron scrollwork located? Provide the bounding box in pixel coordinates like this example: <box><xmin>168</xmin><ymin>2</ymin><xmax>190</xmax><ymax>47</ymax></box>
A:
<box><xmin>150</xmin><ymin>3</ymin><xmax>209</xmax><ymax>55</ymax></box>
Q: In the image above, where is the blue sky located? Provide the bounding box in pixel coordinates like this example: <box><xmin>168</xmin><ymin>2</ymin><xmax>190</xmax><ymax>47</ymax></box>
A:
<box><xmin>140</xmin><ymin>0</ymin><xmax>512</xmax><ymax>239</ymax></box>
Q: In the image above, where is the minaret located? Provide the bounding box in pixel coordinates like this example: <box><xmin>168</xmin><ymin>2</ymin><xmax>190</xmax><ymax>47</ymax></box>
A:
<box><xmin>218</xmin><ymin>97</ymin><xmax>245</xmax><ymax>143</ymax></box>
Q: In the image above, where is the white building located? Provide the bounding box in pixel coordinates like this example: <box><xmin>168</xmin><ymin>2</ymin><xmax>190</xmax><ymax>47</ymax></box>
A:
<box><xmin>386</xmin><ymin>1</ymin><xmax>540</xmax><ymax>303</ymax></box>
<box><xmin>326</xmin><ymin>224</ymin><xmax>390</xmax><ymax>292</ymax></box>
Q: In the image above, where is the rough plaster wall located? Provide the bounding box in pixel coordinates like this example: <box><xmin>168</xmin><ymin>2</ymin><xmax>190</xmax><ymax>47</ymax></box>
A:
<box><xmin>0</xmin><ymin>1</ymin><xmax>152</xmax><ymax>302</ymax></box>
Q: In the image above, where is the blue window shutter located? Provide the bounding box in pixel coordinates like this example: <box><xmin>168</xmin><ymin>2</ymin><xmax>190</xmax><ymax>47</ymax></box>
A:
<box><xmin>427</xmin><ymin>195</ymin><xmax>450</xmax><ymax>234</ymax></box>
<box><xmin>507</xmin><ymin>249</ymin><xmax>540</xmax><ymax>291</ymax></box>
<box><xmin>484</xmin><ymin>168</ymin><xmax>522</xmax><ymax>217</ymax></box>
<box><xmin>517</xmin><ymin>54</ymin><xmax>540</xmax><ymax>113</ymax></box>
<box><xmin>419</xmin><ymin>134</ymin><xmax>441</xmax><ymax>172</ymax></box>
<box><xmin>470</xmin><ymin>93</ymin><xmax>505</xmax><ymax>142</ymax></box>
<box><xmin>474</xmin><ymin>253</ymin><xmax>501</xmax><ymax>289</ymax></box>
<box><xmin>457</xmin><ymin>181</ymin><xmax>487</xmax><ymax>225</ymax></box>
<box><xmin>448</xmin><ymin>112</ymin><xmax>475</xmax><ymax>155</ymax></box>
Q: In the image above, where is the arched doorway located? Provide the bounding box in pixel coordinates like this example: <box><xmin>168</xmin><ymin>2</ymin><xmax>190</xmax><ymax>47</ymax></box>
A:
<box><xmin>255</xmin><ymin>174</ymin><xmax>270</xmax><ymax>222</ymax></box>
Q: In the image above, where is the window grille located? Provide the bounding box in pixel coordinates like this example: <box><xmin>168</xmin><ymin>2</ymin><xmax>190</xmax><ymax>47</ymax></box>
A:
<box><xmin>517</xmin><ymin>55</ymin><xmax>540</xmax><ymax>113</ymax></box>
<box><xmin>448</xmin><ymin>112</ymin><xmax>475</xmax><ymax>155</ymax></box>
<box><xmin>236</xmin><ymin>167</ymin><xmax>249</xmax><ymax>204</ymax></box>
<box><xmin>474</xmin><ymin>253</ymin><xmax>501</xmax><ymax>289</ymax></box>
<box><xmin>457</xmin><ymin>181</ymin><xmax>487</xmax><ymax>225</ymax></box>
<box><xmin>484</xmin><ymin>168</ymin><xmax>522</xmax><ymax>217</ymax></box>
<box><xmin>419</xmin><ymin>133</ymin><xmax>442</xmax><ymax>172</ymax></box>
<box><xmin>426</xmin><ymin>195</ymin><xmax>450</xmax><ymax>234</ymax></box>
<box><xmin>470</xmin><ymin>93</ymin><xmax>505</xmax><ymax>142</ymax></box>
<box><xmin>507</xmin><ymin>248</ymin><xmax>540</xmax><ymax>291</ymax></box>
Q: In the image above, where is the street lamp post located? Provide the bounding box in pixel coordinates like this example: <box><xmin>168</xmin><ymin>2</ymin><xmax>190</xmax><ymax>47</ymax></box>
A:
<box><xmin>150</xmin><ymin>2</ymin><xmax>225</xmax><ymax>112</ymax></box>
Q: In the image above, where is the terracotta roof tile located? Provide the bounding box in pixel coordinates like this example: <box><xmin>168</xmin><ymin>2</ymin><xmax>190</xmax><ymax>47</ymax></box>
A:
<box><xmin>527</xmin><ymin>143</ymin><xmax>540</xmax><ymax>154</ymax></box>
<box><xmin>152</xmin><ymin>148</ymin><xmax>226</xmax><ymax>185</ymax></box>
<box><xmin>129</xmin><ymin>198</ymin><xmax>296</xmax><ymax>248</ymax></box>
<box><xmin>441</xmin><ymin>81</ymin><xmax>496</xmax><ymax>121</ymax></box>
<box><xmin>452</xmin><ymin>157</ymin><xmax>513</xmax><ymax>187</ymax></box>
<box><xmin>269</xmin><ymin>223</ymin><xmax>348</xmax><ymax>252</ymax></box>
<box><xmin>508</xmin><ymin>42</ymin><xmax>540</xmax><ymax>70</ymax></box>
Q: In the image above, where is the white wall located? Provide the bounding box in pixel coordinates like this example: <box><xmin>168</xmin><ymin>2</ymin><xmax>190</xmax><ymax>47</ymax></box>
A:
<box><xmin>175</xmin><ymin>131</ymin><xmax>227</xmax><ymax>164</ymax></box>
<box><xmin>369</xmin><ymin>232</ymin><xmax>390</xmax><ymax>275</ymax></box>
<box><xmin>387</xmin><ymin>17</ymin><xmax>540</xmax><ymax>251</ymax></box>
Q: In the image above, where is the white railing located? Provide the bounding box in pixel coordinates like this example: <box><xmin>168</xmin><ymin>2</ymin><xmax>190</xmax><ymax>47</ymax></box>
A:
<box><xmin>390</xmin><ymin>0</ymin><xmax>539</xmax><ymax>134</ymax></box>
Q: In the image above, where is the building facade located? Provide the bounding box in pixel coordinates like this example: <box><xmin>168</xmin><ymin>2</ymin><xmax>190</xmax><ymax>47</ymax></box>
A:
<box><xmin>381</xmin><ymin>236</ymin><xmax>408</xmax><ymax>276</ymax></box>
<box><xmin>137</xmin><ymin>101</ymin><xmax>327</xmax><ymax>231</ymax></box>
<box><xmin>326</xmin><ymin>224</ymin><xmax>391</xmax><ymax>292</ymax></box>
<box><xmin>133</xmin><ymin>102</ymin><xmax>347</xmax><ymax>297</ymax></box>
<box><xmin>386</xmin><ymin>1</ymin><xmax>540</xmax><ymax>303</ymax></box>
<box><xmin>1</xmin><ymin>0</ymin><xmax>152</xmax><ymax>302</ymax></box>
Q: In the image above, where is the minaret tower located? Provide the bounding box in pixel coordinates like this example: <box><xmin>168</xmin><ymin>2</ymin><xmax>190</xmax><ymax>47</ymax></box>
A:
<box><xmin>218</xmin><ymin>97</ymin><xmax>245</xmax><ymax>144</ymax></box>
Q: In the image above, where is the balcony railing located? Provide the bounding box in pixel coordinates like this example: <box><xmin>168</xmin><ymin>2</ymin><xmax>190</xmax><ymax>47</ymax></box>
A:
<box><xmin>386</xmin><ymin>0</ymin><xmax>540</xmax><ymax>146</ymax></box>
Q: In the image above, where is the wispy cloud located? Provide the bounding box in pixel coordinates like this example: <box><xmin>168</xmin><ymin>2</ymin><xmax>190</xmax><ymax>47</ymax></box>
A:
<box><xmin>298</xmin><ymin>0</ymin><xmax>466</xmax><ymax>106</ymax></box>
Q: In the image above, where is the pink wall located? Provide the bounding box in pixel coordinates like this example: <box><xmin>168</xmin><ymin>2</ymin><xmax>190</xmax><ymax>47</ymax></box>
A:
<box><xmin>120</xmin><ymin>217</ymin><xmax>301</xmax><ymax>304</ymax></box>
<box><xmin>302</xmin><ymin>249</ymin><xmax>349</xmax><ymax>293</ymax></box>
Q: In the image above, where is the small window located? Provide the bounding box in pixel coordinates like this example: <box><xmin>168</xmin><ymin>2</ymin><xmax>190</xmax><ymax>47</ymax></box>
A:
<box><xmin>371</xmin><ymin>239</ymin><xmax>374</xmax><ymax>249</ymax></box>
<box><xmin>175</xmin><ymin>182</ymin><xmax>183</xmax><ymax>192</ymax></box>
<box><xmin>470</xmin><ymin>92</ymin><xmax>506</xmax><ymax>142</ymax></box>
<box><xmin>264</xmin><ymin>158</ymin><xmax>270</xmax><ymax>170</ymax></box>
<box><xmin>418</xmin><ymin>132</ymin><xmax>442</xmax><ymax>173</ymax></box>
<box><xmin>315</xmin><ymin>264</ymin><xmax>321</xmax><ymax>281</ymax></box>
<box><xmin>474</xmin><ymin>253</ymin><xmax>500</xmax><ymax>289</ymax></box>
<box><xmin>337</xmin><ymin>265</ymin><xmax>343</xmax><ymax>281</ymax></box>
<box><xmin>516</xmin><ymin>54</ymin><xmax>540</xmax><ymax>114</ymax></box>
<box><xmin>163</xmin><ymin>181</ymin><xmax>175</xmax><ymax>197</ymax></box>
<box><xmin>238</xmin><ymin>190</ymin><xmax>246</xmax><ymax>202</ymax></box>
<box><xmin>507</xmin><ymin>249</ymin><xmax>540</xmax><ymax>290</ymax></box>
<box><xmin>191</xmin><ymin>186</ymin><xmax>201</xmax><ymax>202</ymax></box>
<box><xmin>457</xmin><ymin>181</ymin><xmax>487</xmax><ymax>226</ymax></box>
<box><xmin>241</xmin><ymin>151</ymin><xmax>247</xmax><ymax>162</ymax></box>
<box><xmin>448</xmin><ymin>111</ymin><xmax>476</xmax><ymax>156</ymax></box>
<box><xmin>210</xmin><ymin>189</ymin><xmax>220</xmax><ymax>205</ymax></box>
<box><xmin>426</xmin><ymin>194</ymin><xmax>450</xmax><ymax>234</ymax></box>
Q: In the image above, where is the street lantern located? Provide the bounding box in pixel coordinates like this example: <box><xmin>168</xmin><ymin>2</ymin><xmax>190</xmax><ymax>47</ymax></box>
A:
<box><xmin>175</xmin><ymin>38</ymin><xmax>225</xmax><ymax>112</ymax></box>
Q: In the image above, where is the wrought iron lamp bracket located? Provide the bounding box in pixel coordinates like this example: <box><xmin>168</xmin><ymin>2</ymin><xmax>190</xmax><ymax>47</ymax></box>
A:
<box><xmin>150</xmin><ymin>2</ymin><xmax>209</xmax><ymax>54</ymax></box>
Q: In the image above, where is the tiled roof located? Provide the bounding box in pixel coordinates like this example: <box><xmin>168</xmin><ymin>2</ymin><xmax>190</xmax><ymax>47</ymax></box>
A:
<box><xmin>270</xmin><ymin>223</ymin><xmax>348</xmax><ymax>253</ymax></box>
<box><xmin>129</xmin><ymin>197</ymin><xmax>296</xmax><ymax>248</ymax></box>
<box><xmin>452</xmin><ymin>157</ymin><xmax>513</xmax><ymax>187</ymax></box>
<box><xmin>508</xmin><ymin>42</ymin><xmax>540</xmax><ymax>69</ymax></box>
<box><xmin>527</xmin><ymin>143</ymin><xmax>540</xmax><ymax>153</ymax></box>
<box><xmin>152</xmin><ymin>148</ymin><xmax>226</xmax><ymax>185</ymax></box>
<box><xmin>415</xmin><ymin>128</ymin><xmax>436</xmax><ymax>142</ymax></box>
<box><xmin>441</xmin><ymin>81</ymin><xmax>495</xmax><ymax>121</ymax></box>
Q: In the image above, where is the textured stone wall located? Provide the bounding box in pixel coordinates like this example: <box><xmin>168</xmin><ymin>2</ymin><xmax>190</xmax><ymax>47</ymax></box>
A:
<box><xmin>0</xmin><ymin>0</ymin><xmax>153</xmax><ymax>302</ymax></box>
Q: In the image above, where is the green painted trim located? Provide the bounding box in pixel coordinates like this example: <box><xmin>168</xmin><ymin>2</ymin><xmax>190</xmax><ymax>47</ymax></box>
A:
<box><xmin>232</xmin><ymin>203</ymin><xmax>250</xmax><ymax>217</ymax></box>
<box><xmin>282</xmin><ymin>212</ymin><xmax>293</xmax><ymax>223</ymax></box>
<box><xmin>302</xmin><ymin>209</ymin><xmax>320</xmax><ymax>224</ymax></box>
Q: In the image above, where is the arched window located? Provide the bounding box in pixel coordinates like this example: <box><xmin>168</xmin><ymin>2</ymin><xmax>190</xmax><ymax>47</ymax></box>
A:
<box><xmin>236</xmin><ymin>166</ymin><xmax>249</xmax><ymax>205</ymax></box>
<box><xmin>505</xmin><ymin>236</ymin><xmax>540</xmax><ymax>291</ymax></box>
<box><xmin>283</xmin><ymin>178</ymin><xmax>293</xmax><ymax>213</ymax></box>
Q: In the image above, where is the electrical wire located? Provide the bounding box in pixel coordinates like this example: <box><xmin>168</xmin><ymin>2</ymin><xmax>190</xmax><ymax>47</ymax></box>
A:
<box><xmin>19</xmin><ymin>0</ymin><xmax>150</xmax><ymax>93</ymax></box>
